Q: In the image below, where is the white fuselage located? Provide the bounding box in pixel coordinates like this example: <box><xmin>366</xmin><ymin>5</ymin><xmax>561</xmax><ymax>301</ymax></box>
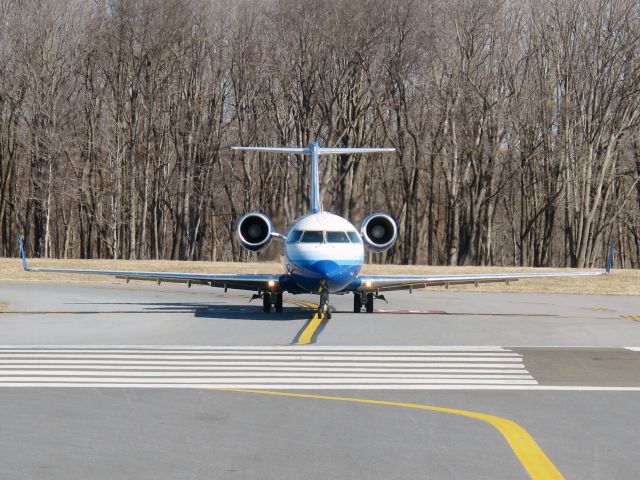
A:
<box><xmin>283</xmin><ymin>212</ymin><xmax>364</xmax><ymax>293</ymax></box>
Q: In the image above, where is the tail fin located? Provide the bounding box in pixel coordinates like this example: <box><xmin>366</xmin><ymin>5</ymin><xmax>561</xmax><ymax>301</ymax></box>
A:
<box><xmin>231</xmin><ymin>142</ymin><xmax>395</xmax><ymax>213</ymax></box>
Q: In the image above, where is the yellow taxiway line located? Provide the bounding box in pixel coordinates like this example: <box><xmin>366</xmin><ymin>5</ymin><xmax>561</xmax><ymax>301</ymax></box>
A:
<box><xmin>296</xmin><ymin>313</ymin><xmax>324</xmax><ymax>345</ymax></box>
<box><xmin>218</xmin><ymin>389</ymin><xmax>564</xmax><ymax>480</ymax></box>
<box><xmin>285</xmin><ymin>299</ymin><xmax>324</xmax><ymax>345</ymax></box>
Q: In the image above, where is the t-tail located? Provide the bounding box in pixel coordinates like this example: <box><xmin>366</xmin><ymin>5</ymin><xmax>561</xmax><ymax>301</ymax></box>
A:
<box><xmin>231</xmin><ymin>142</ymin><xmax>395</xmax><ymax>213</ymax></box>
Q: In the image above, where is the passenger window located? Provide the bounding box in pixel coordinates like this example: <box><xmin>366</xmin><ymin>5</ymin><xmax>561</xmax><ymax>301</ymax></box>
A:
<box><xmin>287</xmin><ymin>230</ymin><xmax>303</xmax><ymax>243</ymax></box>
<box><xmin>347</xmin><ymin>231</ymin><xmax>362</xmax><ymax>243</ymax></box>
<box><xmin>326</xmin><ymin>231</ymin><xmax>350</xmax><ymax>243</ymax></box>
<box><xmin>300</xmin><ymin>231</ymin><xmax>324</xmax><ymax>243</ymax></box>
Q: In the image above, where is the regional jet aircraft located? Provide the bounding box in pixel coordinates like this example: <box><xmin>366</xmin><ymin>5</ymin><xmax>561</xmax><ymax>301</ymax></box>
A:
<box><xmin>19</xmin><ymin>142</ymin><xmax>613</xmax><ymax>319</ymax></box>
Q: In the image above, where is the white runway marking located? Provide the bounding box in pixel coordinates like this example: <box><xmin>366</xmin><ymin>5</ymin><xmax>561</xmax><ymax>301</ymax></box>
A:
<box><xmin>0</xmin><ymin>346</ymin><xmax>536</xmax><ymax>389</ymax></box>
<box><xmin>0</xmin><ymin>345</ymin><xmax>511</xmax><ymax>351</ymax></box>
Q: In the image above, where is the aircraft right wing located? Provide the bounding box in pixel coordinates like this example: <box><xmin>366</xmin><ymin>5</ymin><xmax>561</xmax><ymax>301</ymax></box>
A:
<box><xmin>354</xmin><ymin>269</ymin><xmax>608</xmax><ymax>292</ymax></box>
<box><xmin>352</xmin><ymin>242</ymin><xmax>614</xmax><ymax>293</ymax></box>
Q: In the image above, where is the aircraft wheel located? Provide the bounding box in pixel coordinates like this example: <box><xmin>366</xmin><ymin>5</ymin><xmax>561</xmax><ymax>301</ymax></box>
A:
<box><xmin>353</xmin><ymin>293</ymin><xmax>362</xmax><ymax>313</ymax></box>
<box><xmin>275</xmin><ymin>292</ymin><xmax>283</xmax><ymax>312</ymax></box>
<box><xmin>262</xmin><ymin>292</ymin><xmax>272</xmax><ymax>313</ymax></box>
<box><xmin>365</xmin><ymin>292</ymin><xmax>374</xmax><ymax>313</ymax></box>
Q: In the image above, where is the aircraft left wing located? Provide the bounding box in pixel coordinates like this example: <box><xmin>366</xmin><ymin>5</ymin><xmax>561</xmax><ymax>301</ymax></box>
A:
<box><xmin>18</xmin><ymin>237</ymin><xmax>284</xmax><ymax>292</ymax></box>
<box><xmin>352</xmin><ymin>242</ymin><xmax>614</xmax><ymax>292</ymax></box>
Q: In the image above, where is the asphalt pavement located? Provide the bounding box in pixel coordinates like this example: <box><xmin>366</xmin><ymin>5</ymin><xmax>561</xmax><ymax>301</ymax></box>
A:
<box><xmin>0</xmin><ymin>281</ymin><xmax>639</xmax><ymax>479</ymax></box>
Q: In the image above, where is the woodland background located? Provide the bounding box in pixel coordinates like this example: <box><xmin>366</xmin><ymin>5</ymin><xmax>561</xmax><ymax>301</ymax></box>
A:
<box><xmin>1</xmin><ymin>0</ymin><xmax>639</xmax><ymax>268</ymax></box>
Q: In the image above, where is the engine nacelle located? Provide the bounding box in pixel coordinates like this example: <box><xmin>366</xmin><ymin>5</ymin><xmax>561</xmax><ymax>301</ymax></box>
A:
<box><xmin>360</xmin><ymin>212</ymin><xmax>398</xmax><ymax>252</ymax></box>
<box><xmin>236</xmin><ymin>212</ymin><xmax>274</xmax><ymax>252</ymax></box>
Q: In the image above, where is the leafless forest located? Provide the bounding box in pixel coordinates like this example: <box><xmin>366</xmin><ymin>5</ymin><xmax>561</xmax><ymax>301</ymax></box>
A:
<box><xmin>1</xmin><ymin>0</ymin><xmax>640</xmax><ymax>268</ymax></box>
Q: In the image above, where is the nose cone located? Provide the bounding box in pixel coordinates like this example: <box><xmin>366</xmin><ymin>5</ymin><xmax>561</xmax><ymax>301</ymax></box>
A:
<box><xmin>311</xmin><ymin>260</ymin><xmax>359</xmax><ymax>290</ymax></box>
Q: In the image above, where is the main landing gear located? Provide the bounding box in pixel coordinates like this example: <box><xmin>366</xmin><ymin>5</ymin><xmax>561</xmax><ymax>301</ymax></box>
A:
<box><xmin>353</xmin><ymin>292</ymin><xmax>384</xmax><ymax>313</ymax></box>
<box><xmin>261</xmin><ymin>292</ymin><xmax>283</xmax><ymax>313</ymax></box>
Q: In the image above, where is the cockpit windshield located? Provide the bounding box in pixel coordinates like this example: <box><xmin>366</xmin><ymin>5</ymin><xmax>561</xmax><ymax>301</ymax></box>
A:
<box><xmin>289</xmin><ymin>230</ymin><xmax>360</xmax><ymax>244</ymax></box>
<box><xmin>326</xmin><ymin>231</ymin><xmax>350</xmax><ymax>243</ymax></box>
<box><xmin>347</xmin><ymin>231</ymin><xmax>361</xmax><ymax>243</ymax></box>
<box><xmin>300</xmin><ymin>230</ymin><xmax>324</xmax><ymax>243</ymax></box>
<box><xmin>287</xmin><ymin>230</ymin><xmax>303</xmax><ymax>243</ymax></box>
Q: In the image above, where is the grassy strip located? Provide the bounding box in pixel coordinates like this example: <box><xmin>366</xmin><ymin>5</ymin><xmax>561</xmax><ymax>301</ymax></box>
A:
<box><xmin>0</xmin><ymin>257</ymin><xmax>637</xmax><ymax>295</ymax></box>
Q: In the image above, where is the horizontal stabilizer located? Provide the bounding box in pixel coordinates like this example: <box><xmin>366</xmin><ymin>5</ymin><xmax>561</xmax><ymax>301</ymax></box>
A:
<box><xmin>318</xmin><ymin>147</ymin><xmax>396</xmax><ymax>155</ymax></box>
<box><xmin>231</xmin><ymin>146</ymin><xmax>309</xmax><ymax>155</ymax></box>
<box><xmin>231</xmin><ymin>146</ymin><xmax>395</xmax><ymax>156</ymax></box>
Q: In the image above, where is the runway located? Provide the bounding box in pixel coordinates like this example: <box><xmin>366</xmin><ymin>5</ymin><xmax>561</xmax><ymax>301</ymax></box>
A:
<box><xmin>1</xmin><ymin>281</ymin><xmax>639</xmax><ymax>479</ymax></box>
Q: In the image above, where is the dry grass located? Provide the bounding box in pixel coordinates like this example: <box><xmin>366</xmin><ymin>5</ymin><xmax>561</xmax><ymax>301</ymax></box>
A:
<box><xmin>0</xmin><ymin>257</ymin><xmax>637</xmax><ymax>295</ymax></box>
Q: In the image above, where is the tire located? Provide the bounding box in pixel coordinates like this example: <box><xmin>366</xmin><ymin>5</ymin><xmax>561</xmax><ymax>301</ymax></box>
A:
<box><xmin>275</xmin><ymin>293</ymin><xmax>283</xmax><ymax>312</ymax></box>
<box><xmin>262</xmin><ymin>292</ymin><xmax>271</xmax><ymax>313</ymax></box>
<box><xmin>365</xmin><ymin>293</ymin><xmax>374</xmax><ymax>313</ymax></box>
<box><xmin>353</xmin><ymin>293</ymin><xmax>362</xmax><ymax>313</ymax></box>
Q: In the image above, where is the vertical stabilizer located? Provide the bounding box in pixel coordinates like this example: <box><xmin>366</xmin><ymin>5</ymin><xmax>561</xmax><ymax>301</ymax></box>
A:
<box><xmin>309</xmin><ymin>142</ymin><xmax>321</xmax><ymax>213</ymax></box>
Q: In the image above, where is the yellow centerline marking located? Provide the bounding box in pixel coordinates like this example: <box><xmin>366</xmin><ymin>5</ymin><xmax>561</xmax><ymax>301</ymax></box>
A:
<box><xmin>285</xmin><ymin>299</ymin><xmax>319</xmax><ymax>310</ymax></box>
<box><xmin>286</xmin><ymin>299</ymin><xmax>323</xmax><ymax>345</ymax></box>
<box><xmin>296</xmin><ymin>313</ymin><xmax>323</xmax><ymax>345</ymax></box>
<box><xmin>216</xmin><ymin>388</ymin><xmax>564</xmax><ymax>480</ymax></box>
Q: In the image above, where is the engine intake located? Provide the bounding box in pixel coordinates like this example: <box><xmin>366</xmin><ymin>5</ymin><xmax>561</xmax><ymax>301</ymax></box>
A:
<box><xmin>236</xmin><ymin>212</ymin><xmax>274</xmax><ymax>252</ymax></box>
<box><xmin>361</xmin><ymin>212</ymin><xmax>398</xmax><ymax>252</ymax></box>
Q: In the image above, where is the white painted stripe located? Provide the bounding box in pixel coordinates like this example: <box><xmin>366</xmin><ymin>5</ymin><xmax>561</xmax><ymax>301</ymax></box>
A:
<box><xmin>0</xmin><ymin>360</ymin><xmax>526</xmax><ymax>368</ymax></box>
<box><xmin>0</xmin><ymin>371</ymin><xmax>535</xmax><ymax>379</ymax></box>
<box><xmin>0</xmin><ymin>354</ymin><xmax>522</xmax><ymax>362</ymax></box>
<box><xmin>0</xmin><ymin>345</ymin><xmax>510</xmax><ymax>351</ymax></box>
<box><xmin>625</xmin><ymin>347</ymin><xmax>640</xmax><ymax>351</ymax></box>
<box><xmin>0</xmin><ymin>377</ymin><xmax>538</xmax><ymax>384</ymax></box>
<box><xmin>0</xmin><ymin>346</ymin><xmax>535</xmax><ymax>390</ymax></box>
<box><xmin>0</xmin><ymin>384</ymin><xmax>638</xmax><ymax>390</ymax></box>
<box><xmin>0</xmin><ymin>349</ymin><xmax>518</xmax><ymax>357</ymax></box>
<box><xmin>0</xmin><ymin>366</ymin><xmax>526</xmax><ymax>373</ymax></box>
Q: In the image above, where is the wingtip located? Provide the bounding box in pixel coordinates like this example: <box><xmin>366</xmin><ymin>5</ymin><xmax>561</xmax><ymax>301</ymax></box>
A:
<box><xmin>605</xmin><ymin>240</ymin><xmax>614</xmax><ymax>274</ymax></box>
<box><xmin>17</xmin><ymin>235</ymin><xmax>29</xmax><ymax>271</ymax></box>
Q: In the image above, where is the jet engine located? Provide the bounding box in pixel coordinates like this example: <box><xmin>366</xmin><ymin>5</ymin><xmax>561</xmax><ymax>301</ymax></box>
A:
<box><xmin>360</xmin><ymin>212</ymin><xmax>398</xmax><ymax>252</ymax></box>
<box><xmin>236</xmin><ymin>212</ymin><xmax>274</xmax><ymax>251</ymax></box>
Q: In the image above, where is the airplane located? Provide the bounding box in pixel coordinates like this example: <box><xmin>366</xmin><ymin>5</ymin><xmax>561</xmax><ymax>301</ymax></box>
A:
<box><xmin>18</xmin><ymin>141</ymin><xmax>614</xmax><ymax>319</ymax></box>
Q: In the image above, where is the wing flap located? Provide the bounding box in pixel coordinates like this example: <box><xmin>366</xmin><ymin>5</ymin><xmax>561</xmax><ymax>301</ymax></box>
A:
<box><xmin>353</xmin><ymin>270</ymin><xmax>607</xmax><ymax>292</ymax></box>
<box><xmin>30</xmin><ymin>267</ymin><xmax>283</xmax><ymax>291</ymax></box>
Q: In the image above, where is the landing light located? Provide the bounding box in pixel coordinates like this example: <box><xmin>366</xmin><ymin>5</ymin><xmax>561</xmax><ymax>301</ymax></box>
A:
<box><xmin>268</xmin><ymin>280</ymin><xmax>276</xmax><ymax>288</ymax></box>
<box><xmin>365</xmin><ymin>281</ymin><xmax>372</xmax><ymax>288</ymax></box>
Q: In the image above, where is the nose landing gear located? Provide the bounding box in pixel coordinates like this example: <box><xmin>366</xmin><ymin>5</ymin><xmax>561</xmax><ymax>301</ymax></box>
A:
<box><xmin>318</xmin><ymin>288</ymin><xmax>332</xmax><ymax>319</ymax></box>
